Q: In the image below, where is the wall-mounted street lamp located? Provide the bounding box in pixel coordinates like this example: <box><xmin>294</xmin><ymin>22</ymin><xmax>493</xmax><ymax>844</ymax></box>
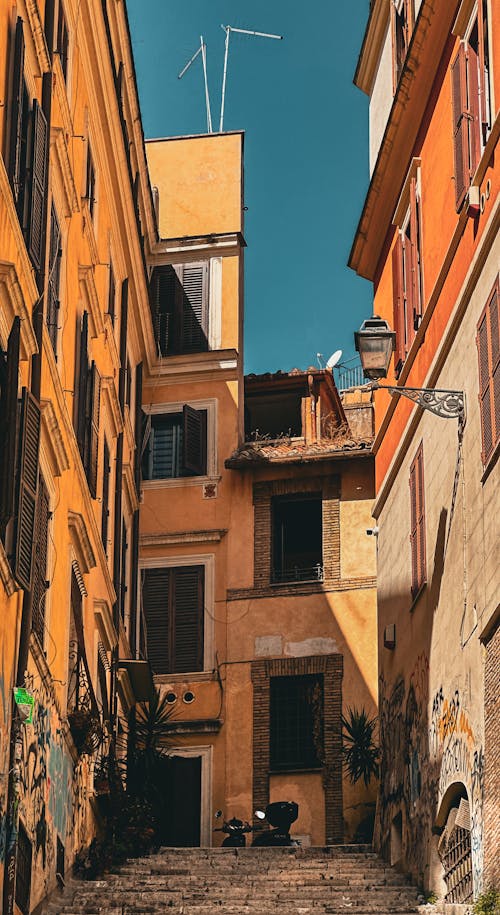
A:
<box><xmin>354</xmin><ymin>316</ymin><xmax>465</xmax><ymax>426</ymax></box>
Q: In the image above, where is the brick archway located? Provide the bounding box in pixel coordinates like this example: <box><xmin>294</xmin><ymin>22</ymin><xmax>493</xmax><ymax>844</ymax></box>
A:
<box><xmin>251</xmin><ymin>654</ymin><xmax>344</xmax><ymax>845</ymax></box>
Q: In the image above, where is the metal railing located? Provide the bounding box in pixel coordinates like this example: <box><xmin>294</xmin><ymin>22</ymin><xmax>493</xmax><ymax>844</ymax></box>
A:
<box><xmin>272</xmin><ymin>564</ymin><xmax>324</xmax><ymax>584</ymax></box>
<box><xmin>336</xmin><ymin>364</ymin><xmax>366</xmax><ymax>391</ymax></box>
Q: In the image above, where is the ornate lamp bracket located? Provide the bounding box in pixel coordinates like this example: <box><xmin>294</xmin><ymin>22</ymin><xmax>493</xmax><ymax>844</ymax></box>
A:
<box><xmin>374</xmin><ymin>384</ymin><xmax>466</xmax><ymax>427</ymax></box>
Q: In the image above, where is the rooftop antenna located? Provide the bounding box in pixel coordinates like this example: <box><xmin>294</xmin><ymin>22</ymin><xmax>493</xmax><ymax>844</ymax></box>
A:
<box><xmin>219</xmin><ymin>25</ymin><xmax>283</xmax><ymax>133</ymax></box>
<box><xmin>326</xmin><ymin>349</ymin><xmax>343</xmax><ymax>370</ymax></box>
<box><xmin>178</xmin><ymin>36</ymin><xmax>213</xmax><ymax>133</ymax></box>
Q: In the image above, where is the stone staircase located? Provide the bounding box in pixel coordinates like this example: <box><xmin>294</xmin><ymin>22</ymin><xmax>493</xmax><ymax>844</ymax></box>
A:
<box><xmin>44</xmin><ymin>846</ymin><xmax>426</xmax><ymax>915</ymax></box>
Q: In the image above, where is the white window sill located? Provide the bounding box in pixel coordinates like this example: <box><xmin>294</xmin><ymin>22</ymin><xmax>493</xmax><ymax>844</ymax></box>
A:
<box><xmin>142</xmin><ymin>475</ymin><xmax>221</xmax><ymax>491</ymax></box>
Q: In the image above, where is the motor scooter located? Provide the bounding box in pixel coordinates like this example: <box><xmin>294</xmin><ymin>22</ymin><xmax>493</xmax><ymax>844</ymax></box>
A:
<box><xmin>251</xmin><ymin>801</ymin><xmax>300</xmax><ymax>846</ymax></box>
<box><xmin>214</xmin><ymin>810</ymin><xmax>253</xmax><ymax>847</ymax></box>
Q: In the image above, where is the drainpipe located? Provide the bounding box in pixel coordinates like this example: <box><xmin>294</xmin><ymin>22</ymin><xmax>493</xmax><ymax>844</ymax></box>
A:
<box><xmin>2</xmin><ymin>64</ymin><xmax>53</xmax><ymax>915</ymax></box>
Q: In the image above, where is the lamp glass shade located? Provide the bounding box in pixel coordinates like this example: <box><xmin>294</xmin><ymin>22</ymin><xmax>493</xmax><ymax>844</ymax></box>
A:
<box><xmin>354</xmin><ymin>317</ymin><xmax>396</xmax><ymax>380</ymax></box>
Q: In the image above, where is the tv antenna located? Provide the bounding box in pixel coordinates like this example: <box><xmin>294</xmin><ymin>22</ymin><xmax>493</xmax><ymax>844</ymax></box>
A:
<box><xmin>219</xmin><ymin>25</ymin><xmax>283</xmax><ymax>133</ymax></box>
<box><xmin>178</xmin><ymin>36</ymin><xmax>213</xmax><ymax>133</ymax></box>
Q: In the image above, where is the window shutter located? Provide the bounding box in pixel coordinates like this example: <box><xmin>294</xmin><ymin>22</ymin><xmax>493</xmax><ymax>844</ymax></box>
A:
<box><xmin>14</xmin><ymin>389</ymin><xmax>41</xmax><ymax>591</ymax></box>
<box><xmin>409</xmin><ymin>177</ymin><xmax>422</xmax><ymax>325</ymax></box>
<box><xmin>183</xmin><ymin>404</ymin><xmax>206</xmax><ymax>475</ymax></box>
<box><xmin>107</xmin><ymin>262</ymin><xmax>115</xmax><ymax>324</ymax></box>
<box><xmin>451</xmin><ymin>44</ymin><xmax>470</xmax><ymax>211</ymax></box>
<box><xmin>86</xmin><ymin>361</ymin><xmax>101</xmax><ymax>498</ymax></box>
<box><xmin>172</xmin><ymin>566</ymin><xmax>204</xmax><ymax>673</ymax></box>
<box><xmin>392</xmin><ymin>235</ymin><xmax>406</xmax><ymax>372</ymax></box>
<box><xmin>76</xmin><ymin>312</ymin><xmax>89</xmax><ymax>460</ymax></box>
<box><xmin>32</xmin><ymin>474</ymin><xmax>50</xmax><ymax>645</ymax></box>
<box><xmin>9</xmin><ymin>18</ymin><xmax>25</xmax><ymax>206</ymax></box>
<box><xmin>466</xmin><ymin>45</ymin><xmax>481</xmax><ymax>179</ymax></box>
<box><xmin>101</xmin><ymin>440</ymin><xmax>110</xmax><ymax>550</ymax></box>
<box><xmin>27</xmin><ymin>99</ymin><xmax>48</xmax><ymax>271</ymax></box>
<box><xmin>179</xmin><ymin>263</ymin><xmax>209</xmax><ymax>352</ymax></box>
<box><xmin>47</xmin><ymin>203</ymin><xmax>61</xmax><ymax>353</ymax></box>
<box><xmin>0</xmin><ymin>317</ymin><xmax>21</xmax><ymax>527</ymax></box>
<box><xmin>150</xmin><ymin>265</ymin><xmax>176</xmax><ymax>355</ymax></box>
<box><xmin>490</xmin><ymin>282</ymin><xmax>499</xmax><ymax>449</ymax></box>
<box><xmin>142</xmin><ymin>567</ymin><xmax>170</xmax><ymax>674</ymax></box>
<box><xmin>409</xmin><ymin>455</ymin><xmax>418</xmax><ymax>596</ymax></box>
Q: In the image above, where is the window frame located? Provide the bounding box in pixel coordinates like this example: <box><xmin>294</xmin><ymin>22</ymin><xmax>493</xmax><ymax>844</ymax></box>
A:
<box><xmin>142</xmin><ymin>398</ymin><xmax>217</xmax><ymax>487</ymax></box>
<box><xmin>392</xmin><ymin>160</ymin><xmax>424</xmax><ymax>375</ymax></box>
<box><xmin>139</xmin><ymin>554</ymin><xmax>215</xmax><ymax>675</ymax></box>
<box><xmin>391</xmin><ymin>0</ymin><xmax>415</xmax><ymax>91</ymax></box>
<box><xmin>409</xmin><ymin>441</ymin><xmax>426</xmax><ymax>600</ymax></box>
<box><xmin>476</xmin><ymin>276</ymin><xmax>500</xmax><ymax>467</ymax></box>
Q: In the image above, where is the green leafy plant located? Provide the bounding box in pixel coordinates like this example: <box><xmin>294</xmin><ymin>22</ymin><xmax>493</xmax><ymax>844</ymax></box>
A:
<box><xmin>341</xmin><ymin>707</ymin><xmax>380</xmax><ymax>787</ymax></box>
<box><xmin>473</xmin><ymin>889</ymin><xmax>500</xmax><ymax>915</ymax></box>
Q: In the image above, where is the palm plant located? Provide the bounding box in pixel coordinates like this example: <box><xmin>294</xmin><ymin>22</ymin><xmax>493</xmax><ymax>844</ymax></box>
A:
<box><xmin>341</xmin><ymin>707</ymin><xmax>380</xmax><ymax>787</ymax></box>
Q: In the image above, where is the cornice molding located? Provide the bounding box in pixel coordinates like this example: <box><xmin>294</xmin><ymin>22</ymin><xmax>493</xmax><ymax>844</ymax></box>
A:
<box><xmin>25</xmin><ymin>0</ymin><xmax>51</xmax><ymax>75</ymax></box>
<box><xmin>0</xmin><ymin>261</ymin><xmax>38</xmax><ymax>360</ymax></box>
<box><xmin>0</xmin><ymin>541</ymin><xmax>16</xmax><ymax>597</ymax></box>
<box><xmin>354</xmin><ymin>0</ymin><xmax>390</xmax><ymax>95</ymax></box>
<box><xmin>68</xmin><ymin>510</ymin><xmax>97</xmax><ymax>574</ymax></box>
<box><xmin>52</xmin><ymin>55</ymin><xmax>73</xmax><ymax>138</ymax></box>
<box><xmin>101</xmin><ymin>376</ymin><xmax>123</xmax><ymax>438</ymax></box>
<box><xmin>94</xmin><ymin>599</ymin><xmax>118</xmax><ymax>651</ymax></box>
<box><xmin>151</xmin><ymin>232</ymin><xmax>243</xmax><ymax>259</ymax></box>
<box><xmin>50</xmin><ymin>127</ymin><xmax>79</xmax><ymax>216</ymax></box>
<box><xmin>146</xmin><ymin>348</ymin><xmax>239</xmax><ymax>383</ymax></box>
<box><xmin>40</xmin><ymin>398</ymin><xmax>70</xmax><ymax>476</ymax></box>
<box><xmin>140</xmin><ymin>529</ymin><xmax>228</xmax><ymax>548</ymax></box>
<box><xmin>122</xmin><ymin>462</ymin><xmax>140</xmax><ymax>515</ymax></box>
<box><xmin>79</xmin><ymin>264</ymin><xmax>104</xmax><ymax>338</ymax></box>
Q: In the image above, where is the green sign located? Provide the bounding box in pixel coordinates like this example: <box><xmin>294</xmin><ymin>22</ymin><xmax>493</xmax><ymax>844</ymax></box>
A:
<box><xmin>13</xmin><ymin>688</ymin><xmax>35</xmax><ymax>724</ymax></box>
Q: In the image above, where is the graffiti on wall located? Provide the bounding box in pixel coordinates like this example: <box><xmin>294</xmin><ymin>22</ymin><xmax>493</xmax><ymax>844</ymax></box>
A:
<box><xmin>379</xmin><ymin>655</ymin><xmax>484</xmax><ymax>892</ymax></box>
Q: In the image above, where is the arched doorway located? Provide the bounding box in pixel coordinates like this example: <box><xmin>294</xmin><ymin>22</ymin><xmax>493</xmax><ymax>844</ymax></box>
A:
<box><xmin>436</xmin><ymin>784</ymin><xmax>473</xmax><ymax>903</ymax></box>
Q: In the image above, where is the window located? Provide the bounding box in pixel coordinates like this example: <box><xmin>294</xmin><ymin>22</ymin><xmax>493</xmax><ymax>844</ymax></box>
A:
<box><xmin>391</xmin><ymin>0</ymin><xmax>415</xmax><ymax>88</ymax></box>
<box><xmin>392</xmin><ymin>168</ymin><xmax>423</xmax><ymax>373</ymax></box>
<box><xmin>31</xmin><ymin>473</ymin><xmax>50</xmax><ymax>646</ymax></box>
<box><xmin>47</xmin><ymin>203</ymin><xmax>62</xmax><ymax>354</ymax></box>
<box><xmin>85</xmin><ymin>141</ymin><xmax>96</xmax><ymax>219</ymax></box>
<box><xmin>107</xmin><ymin>261</ymin><xmax>115</xmax><ymax>325</ymax></box>
<box><xmin>270</xmin><ymin>674</ymin><xmax>323</xmax><ymax>771</ymax></box>
<box><xmin>0</xmin><ymin>318</ymin><xmax>21</xmax><ymax>540</ymax></box>
<box><xmin>142</xmin><ymin>565</ymin><xmax>204</xmax><ymax>674</ymax></box>
<box><xmin>477</xmin><ymin>278</ymin><xmax>499</xmax><ymax>465</ymax></box>
<box><xmin>451</xmin><ymin>2</ymin><xmax>492</xmax><ymax>211</ymax></box>
<box><xmin>101</xmin><ymin>439</ymin><xmax>111</xmax><ymax>551</ymax></box>
<box><xmin>272</xmin><ymin>494</ymin><xmax>323</xmax><ymax>583</ymax></box>
<box><xmin>8</xmin><ymin>19</ymin><xmax>28</xmax><ymax>215</ymax></box>
<box><xmin>150</xmin><ymin>263</ymin><xmax>209</xmax><ymax>356</ymax></box>
<box><xmin>409</xmin><ymin>442</ymin><xmax>426</xmax><ymax>598</ymax></box>
<box><xmin>56</xmin><ymin>0</ymin><xmax>69</xmax><ymax>82</ymax></box>
<box><xmin>75</xmin><ymin>312</ymin><xmax>101</xmax><ymax>498</ymax></box>
<box><xmin>120</xmin><ymin>519</ymin><xmax>128</xmax><ymax>624</ymax></box>
<box><xmin>142</xmin><ymin>405</ymin><xmax>207</xmax><ymax>480</ymax></box>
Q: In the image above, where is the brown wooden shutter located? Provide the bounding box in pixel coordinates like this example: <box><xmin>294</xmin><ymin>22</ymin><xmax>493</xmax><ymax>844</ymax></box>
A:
<box><xmin>466</xmin><ymin>45</ymin><xmax>481</xmax><ymax>179</ymax></box>
<box><xmin>32</xmin><ymin>474</ymin><xmax>50</xmax><ymax>645</ymax></box>
<box><xmin>182</xmin><ymin>404</ymin><xmax>206</xmax><ymax>475</ymax></box>
<box><xmin>101</xmin><ymin>439</ymin><xmax>110</xmax><ymax>549</ymax></box>
<box><xmin>87</xmin><ymin>361</ymin><xmax>101</xmax><ymax>498</ymax></box>
<box><xmin>409</xmin><ymin>176</ymin><xmax>422</xmax><ymax>325</ymax></box>
<box><xmin>392</xmin><ymin>235</ymin><xmax>406</xmax><ymax>372</ymax></box>
<box><xmin>150</xmin><ymin>265</ymin><xmax>176</xmax><ymax>355</ymax></box>
<box><xmin>9</xmin><ymin>18</ymin><xmax>26</xmax><ymax>206</ymax></box>
<box><xmin>172</xmin><ymin>566</ymin><xmax>204</xmax><ymax>673</ymax></box>
<box><xmin>27</xmin><ymin>99</ymin><xmax>48</xmax><ymax>271</ymax></box>
<box><xmin>76</xmin><ymin>312</ymin><xmax>89</xmax><ymax>460</ymax></box>
<box><xmin>14</xmin><ymin>389</ymin><xmax>41</xmax><ymax>591</ymax></box>
<box><xmin>142</xmin><ymin>567</ymin><xmax>170</xmax><ymax>674</ymax></box>
<box><xmin>409</xmin><ymin>443</ymin><xmax>425</xmax><ymax>598</ymax></box>
<box><xmin>451</xmin><ymin>44</ymin><xmax>470</xmax><ymax>211</ymax></box>
<box><xmin>0</xmin><ymin>317</ymin><xmax>21</xmax><ymax>528</ymax></box>
<box><xmin>179</xmin><ymin>263</ymin><xmax>209</xmax><ymax>352</ymax></box>
<box><xmin>107</xmin><ymin>262</ymin><xmax>115</xmax><ymax>324</ymax></box>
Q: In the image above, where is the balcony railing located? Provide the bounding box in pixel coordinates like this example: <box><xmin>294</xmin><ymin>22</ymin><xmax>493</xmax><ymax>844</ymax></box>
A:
<box><xmin>272</xmin><ymin>564</ymin><xmax>324</xmax><ymax>584</ymax></box>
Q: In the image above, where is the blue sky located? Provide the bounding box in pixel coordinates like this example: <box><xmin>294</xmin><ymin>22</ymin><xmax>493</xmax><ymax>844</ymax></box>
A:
<box><xmin>127</xmin><ymin>1</ymin><xmax>372</xmax><ymax>375</ymax></box>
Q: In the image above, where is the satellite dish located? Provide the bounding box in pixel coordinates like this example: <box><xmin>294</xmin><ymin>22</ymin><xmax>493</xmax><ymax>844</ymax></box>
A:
<box><xmin>326</xmin><ymin>349</ymin><xmax>343</xmax><ymax>369</ymax></box>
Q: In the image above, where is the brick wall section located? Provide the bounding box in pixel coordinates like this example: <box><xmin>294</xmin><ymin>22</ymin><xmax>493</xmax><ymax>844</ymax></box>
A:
<box><xmin>253</xmin><ymin>475</ymin><xmax>340</xmax><ymax>588</ymax></box>
<box><xmin>483</xmin><ymin>620</ymin><xmax>500</xmax><ymax>887</ymax></box>
<box><xmin>251</xmin><ymin>654</ymin><xmax>344</xmax><ymax>845</ymax></box>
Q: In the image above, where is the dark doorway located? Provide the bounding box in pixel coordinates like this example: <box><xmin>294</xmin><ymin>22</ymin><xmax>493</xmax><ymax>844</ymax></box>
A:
<box><xmin>162</xmin><ymin>755</ymin><xmax>202</xmax><ymax>847</ymax></box>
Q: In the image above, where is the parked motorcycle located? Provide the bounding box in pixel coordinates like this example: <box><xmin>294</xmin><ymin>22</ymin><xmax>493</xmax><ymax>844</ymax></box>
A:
<box><xmin>214</xmin><ymin>810</ymin><xmax>253</xmax><ymax>847</ymax></box>
<box><xmin>251</xmin><ymin>801</ymin><xmax>300</xmax><ymax>847</ymax></box>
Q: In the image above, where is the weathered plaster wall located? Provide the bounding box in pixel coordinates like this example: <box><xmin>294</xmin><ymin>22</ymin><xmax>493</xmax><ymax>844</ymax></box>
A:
<box><xmin>368</xmin><ymin>19</ymin><xmax>393</xmax><ymax>175</ymax></box>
